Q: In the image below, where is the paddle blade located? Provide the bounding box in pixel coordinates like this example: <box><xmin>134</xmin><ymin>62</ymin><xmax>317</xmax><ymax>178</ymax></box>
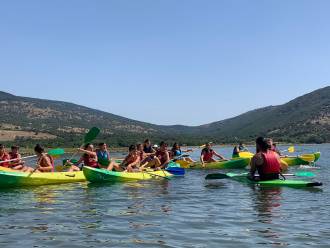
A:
<box><xmin>166</xmin><ymin>167</ymin><xmax>185</xmax><ymax>176</ymax></box>
<box><xmin>294</xmin><ymin>171</ymin><xmax>315</xmax><ymax>177</ymax></box>
<box><xmin>48</xmin><ymin>148</ymin><xmax>65</xmax><ymax>156</ymax></box>
<box><xmin>287</xmin><ymin>146</ymin><xmax>295</xmax><ymax>153</ymax></box>
<box><xmin>205</xmin><ymin>173</ymin><xmax>229</xmax><ymax>180</ymax></box>
<box><xmin>84</xmin><ymin>127</ymin><xmax>100</xmax><ymax>144</ymax></box>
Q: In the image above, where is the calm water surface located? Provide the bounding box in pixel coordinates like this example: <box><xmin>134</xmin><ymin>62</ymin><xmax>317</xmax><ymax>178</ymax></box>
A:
<box><xmin>0</xmin><ymin>144</ymin><xmax>329</xmax><ymax>247</ymax></box>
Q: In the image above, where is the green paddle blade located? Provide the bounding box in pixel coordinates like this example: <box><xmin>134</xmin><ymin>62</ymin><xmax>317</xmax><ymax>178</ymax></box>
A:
<box><xmin>48</xmin><ymin>148</ymin><xmax>65</xmax><ymax>156</ymax></box>
<box><xmin>205</xmin><ymin>173</ymin><xmax>230</xmax><ymax>180</ymax></box>
<box><xmin>294</xmin><ymin>171</ymin><xmax>315</xmax><ymax>177</ymax></box>
<box><xmin>84</xmin><ymin>127</ymin><xmax>100</xmax><ymax>144</ymax></box>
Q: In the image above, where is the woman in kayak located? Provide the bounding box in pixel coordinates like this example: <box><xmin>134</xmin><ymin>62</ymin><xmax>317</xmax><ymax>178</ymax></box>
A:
<box><xmin>33</xmin><ymin>144</ymin><xmax>54</xmax><ymax>173</ymax></box>
<box><xmin>249</xmin><ymin>137</ymin><xmax>285</xmax><ymax>181</ymax></box>
<box><xmin>171</xmin><ymin>143</ymin><xmax>195</xmax><ymax>162</ymax></box>
<box><xmin>0</xmin><ymin>144</ymin><xmax>10</xmax><ymax>168</ymax></box>
<box><xmin>143</xmin><ymin>139</ymin><xmax>156</xmax><ymax>154</ymax></box>
<box><xmin>68</xmin><ymin>143</ymin><xmax>100</xmax><ymax>172</ymax></box>
<box><xmin>8</xmin><ymin>145</ymin><xmax>26</xmax><ymax>170</ymax></box>
<box><xmin>155</xmin><ymin>141</ymin><xmax>170</xmax><ymax>169</ymax></box>
<box><xmin>120</xmin><ymin>145</ymin><xmax>140</xmax><ymax>172</ymax></box>
<box><xmin>200</xmin><ymin>142</ymin><xmax>227</xmax><ymax>167</ymax></box>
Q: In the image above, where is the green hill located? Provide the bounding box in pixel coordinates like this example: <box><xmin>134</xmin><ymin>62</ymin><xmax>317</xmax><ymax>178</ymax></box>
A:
<box><xmin>0</xmin><ymin>86</ymin><xmax>329</xmax><ymax>147</ymax></box>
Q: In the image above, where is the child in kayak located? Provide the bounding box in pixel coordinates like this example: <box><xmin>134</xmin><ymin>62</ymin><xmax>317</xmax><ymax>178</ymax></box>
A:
<box><xmin>171</xmin><ymin>143</ymin><xmax>195</xmax><ymax>163</ymax></box>
<box><xmin>8</xmin><ymin>145</ymin><xmax>26</xmax><ymax>170</ymax></box>
<box><xmin>0</xmin><ymin>144</ymin><xmax>10</xmax><ymax>168</ymax></box>
<box><xmin>67</xmin><ymin>143</ymin><xmax>100</xmax><ymax>172</ymax></box>
<box><xmin>200</xmin><ymin>142</ymin><xmax>227</xmax><ymax>167</ymax></box>
<box><xmin>33</xmin><ymin>144</ymin><xmax>54</xmax><ymax>173</ymax></box>
<box><xmin>249</xmin><ymin>137</ymin><xmax>286</xmax><ymax>181</ymax></box>
<box><xmin>155</xmin><ymin>141</ymin><xmax>170</xmax><ymax>169</ymax></box>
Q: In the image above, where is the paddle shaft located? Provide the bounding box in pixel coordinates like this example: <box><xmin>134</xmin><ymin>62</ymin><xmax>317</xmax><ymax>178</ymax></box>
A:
<box><xmin>0</xmin><ymin>155</ymin><xmax>37</xmax><ymax>164</ymax></box>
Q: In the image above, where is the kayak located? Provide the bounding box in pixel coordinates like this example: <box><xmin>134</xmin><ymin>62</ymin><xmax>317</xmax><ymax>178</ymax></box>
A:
<box><xmin>282</xmin><ymin>152</ymin><xmax>321</xmax><ymax>166</ymax></box>
<box><xmin>0</xmin><ymin>170</ymin><xmax>85</xmax><ymax>188</ymax></box>
<box><xmin>176</xmin><ymin>158</ymin><xmax>249</xmax><ymax>169</ymax></box>
<box><xmin>205</xmin><ymin>172</ymin><xmax>322</xmax><ymax>188</ymax></box>
<box><xmin>235</xmin><ymin>152</ymin><xmax>321</xmax><ymax>166</ymax></box>
<box><xmin>83</xmin><ymin>166</ymin><xmax>173</xmax><ymax>183</ymax></box>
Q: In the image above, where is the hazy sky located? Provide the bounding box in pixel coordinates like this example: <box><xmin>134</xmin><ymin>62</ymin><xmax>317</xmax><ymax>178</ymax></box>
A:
<box><xmin>0</xmin><ymin>0</ymin><xmax>329</xmax><ymax>126</ymax></box>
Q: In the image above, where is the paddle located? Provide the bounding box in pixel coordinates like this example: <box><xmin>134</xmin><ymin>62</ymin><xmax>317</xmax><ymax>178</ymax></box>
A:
<box><xmin>64</xmin><ymin>127</ymin><xmax>101</xmax><ymax>166</ymax></box>
<box><xmin>205</xmin><ymin>171</ymin><xmax>315</xmax><ymax>180</ymax></box>
<box><xmin>0</xmin><ymin>148</ymin><xmax>65</xmax><ymax>164</ymax></box>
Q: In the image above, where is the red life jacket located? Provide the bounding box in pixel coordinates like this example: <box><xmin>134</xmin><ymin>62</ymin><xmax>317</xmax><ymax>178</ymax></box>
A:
<box><xmin>83</xmin><ymin>153</ymin><xmax>99</xmax><ymax>168</ymax></box>
<box><xmin>156</xmin><ymin>150</ymin><xmax>168</xmax><ymax>164</ymax></box>
<box><xmin>202</xmin><ymin>149</ymin><xmax>214</xmax><ymax>162</ymax></box>
<box><xmin>257</xmin><ymin>150</ymin><xmax>280</xmax><ymax>176</ymax></box>
<box><xmin>0</xmin><ymin>152</ymin><xmax>10</xmax><ymax>168</ymax></box>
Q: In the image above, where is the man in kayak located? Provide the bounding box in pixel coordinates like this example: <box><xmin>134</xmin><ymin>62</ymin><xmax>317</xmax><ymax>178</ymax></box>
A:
<box><xmin>200</xmin><ymin>142</ymin><xmax>227</xmax><ymax>167</ymax></box>
<box><xmin>266</xmin><ymin>138</ymin><xmax>282</xmax><ymax>155</ymax></box>
<box><xmin>0</xmin><ymin>144</ymin><xmax>10</xmax><ymax>167</ymax></box>
<box><xmin>232</xmin><ymin>142</ymin><xmax>249</xmax><ymax>158</ymax></box>
<box><xmin>33</xmin><ymin>144</ymin><xmax>54</xmax><ymax>172</ymax></box>
<box><xmin>8</xmin><ymin>145</ymin><xmax>26</xmax><ymax>170</ymax></box>
<box><xmin>143</xmin><ymin>139</ymin><xmax>156</xmax><ymax>154</ymax></box>
<box><xmin>249</xmin><ymin>137</ymin><xmax>285</xmax><ymax>181</ymax></box>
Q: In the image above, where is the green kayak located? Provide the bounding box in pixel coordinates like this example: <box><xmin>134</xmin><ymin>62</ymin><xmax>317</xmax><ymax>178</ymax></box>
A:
<box><xmin>205</xmin><ymin>172</ymin><xmax>322</xmax><ymax>188</ymax></box>
<box><xmin>83</xmin><ymin>166</ymin><xmax>173</xmax><ymax>183</ymax></box>
<box><xmin>177</xmin><ymin>158</ymin><xmax>250</xmax><ymax>169</ymax></box>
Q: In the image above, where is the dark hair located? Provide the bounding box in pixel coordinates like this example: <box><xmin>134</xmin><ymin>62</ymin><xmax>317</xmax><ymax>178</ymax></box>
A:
<box><xmin>0</xmin><ymin>144</ymin><xmax>4</xmax><ymax>149</ymax></box>
<box><xmin>84</xmin><ymin>143</ymin><xmax>91</xmax><ymax>149</ymax></box>
<box><xmin>11</xmin><ymin>145</ymin><xmax>19</xmax><ymax>150</ymax></box>
<box><xmin>144</xmin><ymin>139</ymin><xmax>150</xmax><ymax>143</ymax></box>
<box><xmin>159</xmin><ymin>141</ymin><xmax>167</xmax><ymax>147</ymax></box>
<box><xmin>256</xmin><ymin>137</ymin><xmax>270</xmax><ymax>152</ymax></box>
<box><xmin>98</xmin><ymin>142</ymin><xmax>106</xmax><ymax>146</ymax></box>
<box><xmin>136</xmin><ymin>143</ymin><xmax>143</xmax><ymax>149</ymax></box>
<box><xmin>34</xmin><ymin>144</ymin><xmax>45</xmax><ymax>154</ymax></box>
<box><xmin>129</xmin><ymin>145</ymin><xmax>137</xmax><ymax>152</ymax></box>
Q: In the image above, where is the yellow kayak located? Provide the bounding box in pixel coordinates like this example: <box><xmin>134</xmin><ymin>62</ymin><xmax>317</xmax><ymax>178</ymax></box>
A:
<box><xmin>0</xmin><ymin>166</ymin><xmax>85</xmax><ymax>188</ymax></box>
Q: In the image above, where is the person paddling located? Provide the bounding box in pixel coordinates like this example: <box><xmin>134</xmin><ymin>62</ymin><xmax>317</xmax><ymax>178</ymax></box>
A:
<box><xmin>171</xmin><ymin>143</ymin><xmax>195</xmax><ymax>163</ymax></box>
<box><xmin>232</xmin><ymin>142</ymin><xmax>248</xmax><ymax>158</ymax></box>
<box><xmin>33</xmin><ymin>144</ymin><xmax>54</xmax><ymax>173</ymax></box>
<box><xmin>120</xmin><ymin>145</ymin><xmax>140</xmax><ymax>172</ymax></box>
<box><xmin>249</xmin><ymin>137</ymin><xmax>284</xmax><ymax>181</ymax></box>
<box><xmin>200</xmin><ymin>142</ymin><xmax>227</xmax><ymax>167</ymax></box>
<box><xmin>68</xmin><ymin>143</ymin><xmax>99</xmax><ymax>172</ymax></box>
<box><xmin>0</xmin><ymin>144</ymin><xmax>10</xmax><ymax>168</ymax></box>
<box><xmin>8</xmin><ymin>145</ymin><xmax>26</xmax><ymax>170</ymax></box>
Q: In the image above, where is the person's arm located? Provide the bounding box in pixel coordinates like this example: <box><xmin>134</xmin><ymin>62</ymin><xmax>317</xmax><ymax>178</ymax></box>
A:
<box><xmin>276</xmin><ymin>154</ymin><xmax>288</xmax><ymax>171</ymax></box>
<box><xmin>249</xmin><ymin>154</ymin><xmax>263</xmax><ymax>179</ymax></box>
<box><xmin>200</xmin><ymin>152</ymin><xmax>205</xmax><ymax>166</ymax></box>
<box><xmin>78</xmin><ymin>148</ymin><xmax>96</xmax><ymax>157</ymax></box>
<box><xmin>213</xmin><ymin>151</ymin><xmax>226</xmax><ymax>160</ymax></box>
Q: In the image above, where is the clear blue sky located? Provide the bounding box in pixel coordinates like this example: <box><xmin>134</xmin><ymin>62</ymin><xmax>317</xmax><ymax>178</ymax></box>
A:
<box><xmin>0</xmin><ymin>0</ymin><xmax>329</xmax><ymax>125</ymax></box>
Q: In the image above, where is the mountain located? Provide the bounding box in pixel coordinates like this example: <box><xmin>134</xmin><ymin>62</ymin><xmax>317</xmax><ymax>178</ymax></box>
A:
<box><xmin>198</xmin><ymin>86</ymin><xmax>330</xmax><ymax>143</ymax></box>
<box><xmin>0</xmin><ymin>86</ymin><xmax>329</xmax><ymax>146</ymax></box>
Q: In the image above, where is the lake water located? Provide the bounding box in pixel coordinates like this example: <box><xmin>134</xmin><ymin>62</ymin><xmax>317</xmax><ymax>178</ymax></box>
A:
<box><xmin>0</xmin><ymin>144</ymin><xmax>329</xmax><ymax>247</ymax></box>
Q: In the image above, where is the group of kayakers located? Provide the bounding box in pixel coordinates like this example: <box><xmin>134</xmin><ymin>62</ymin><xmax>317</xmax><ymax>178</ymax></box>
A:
<box><xmin>0</xmin><ymin>144</ymin><xmax>54</xmax><ymax>172</ymax></box>
<box><xmin>0</xmin><ymin>136</ymin><xmax>289</xmax><ymax>182</ymax></box>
